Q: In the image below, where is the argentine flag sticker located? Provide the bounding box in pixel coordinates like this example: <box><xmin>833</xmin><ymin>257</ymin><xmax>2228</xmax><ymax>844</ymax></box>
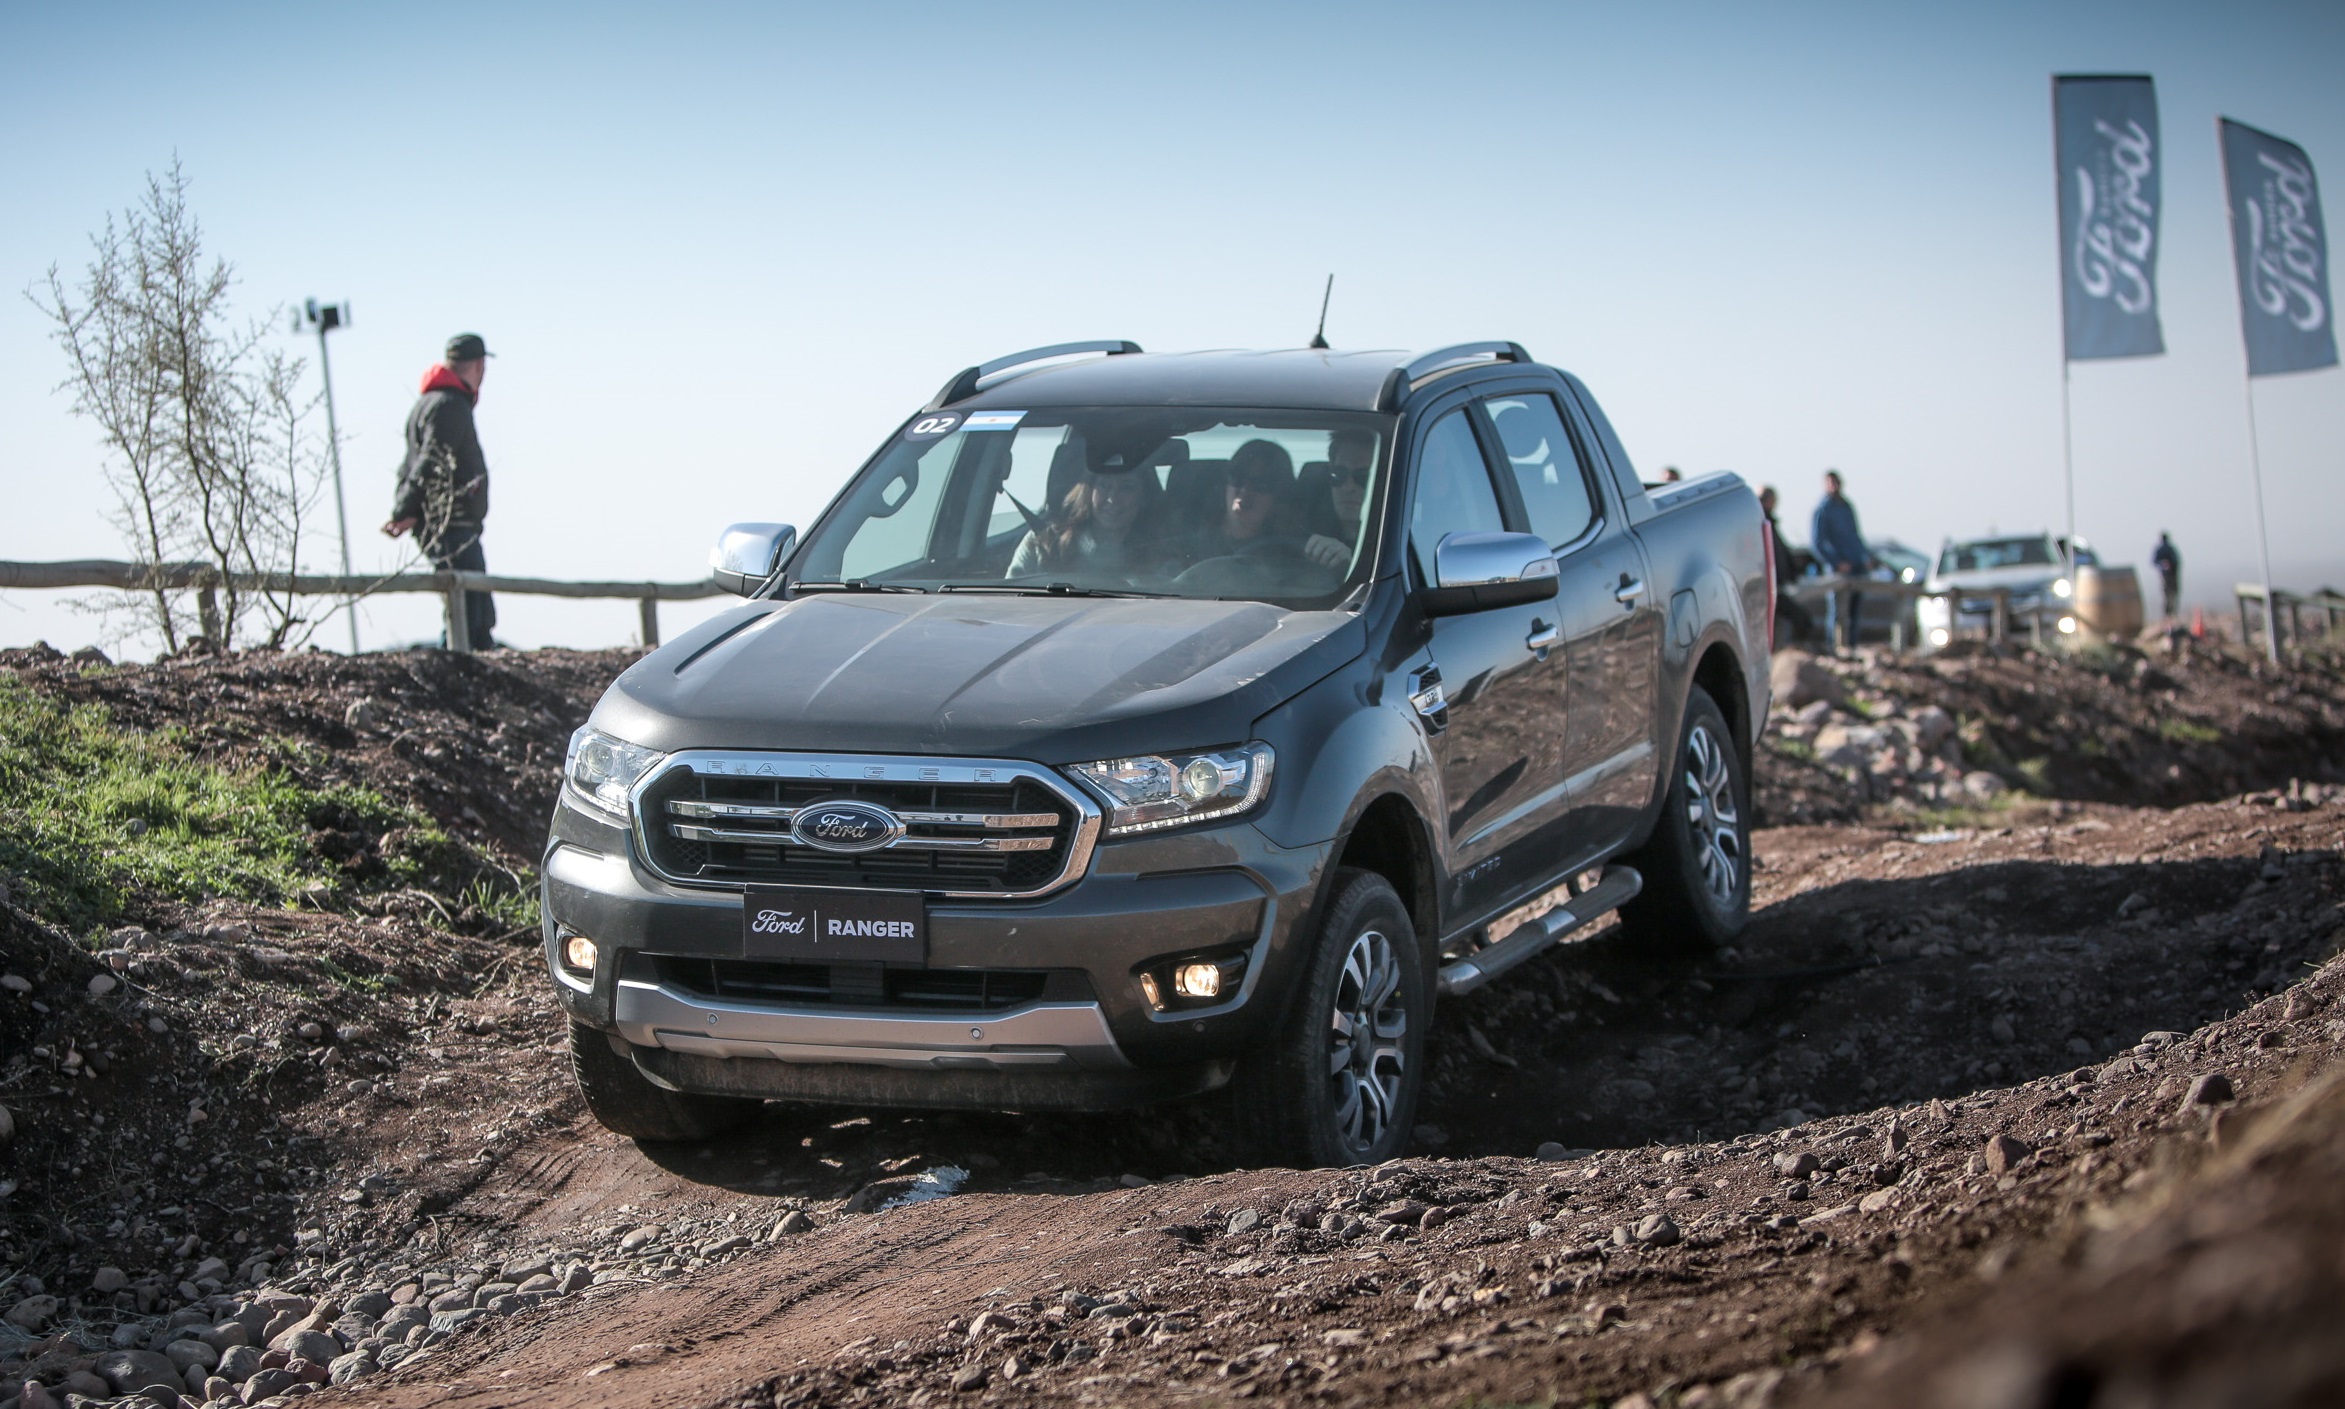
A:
<box><xmin>961</xmin><ymin>410</ymin><xmax>1027</xmax><ymax>432</ymax></box>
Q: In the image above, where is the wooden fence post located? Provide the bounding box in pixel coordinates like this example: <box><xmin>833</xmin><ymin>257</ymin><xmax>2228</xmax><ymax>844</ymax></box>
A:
<box><xmin>638</xmin><ymin>596</ymin><xmax>660</xmax><ymax>648</ymax></box>
<box><xmin>444</xmin><ymin>579</ymin><xmax>472</xmax><ymax>654</ymax></box>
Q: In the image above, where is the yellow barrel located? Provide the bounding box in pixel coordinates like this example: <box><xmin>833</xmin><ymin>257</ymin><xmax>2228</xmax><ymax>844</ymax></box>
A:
<box><xmin>2075</xmin><ymin>565</ymin><xmax>2143</xmax><ymax>638</ymax></box>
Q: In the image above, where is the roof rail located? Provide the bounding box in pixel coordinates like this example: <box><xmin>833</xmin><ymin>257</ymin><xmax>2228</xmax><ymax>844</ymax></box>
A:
<box><xmin>1378</xmin><ymin>341</ymin><xmax>1534</xmax><ymax>409</ymax></box>
<box><xmin>927</xmin><ymin>340</ymin><xmax>1143</xmax><ymax>409</ymax></box>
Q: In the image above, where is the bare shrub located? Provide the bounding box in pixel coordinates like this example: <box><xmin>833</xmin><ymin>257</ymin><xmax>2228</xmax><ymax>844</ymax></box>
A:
<box><xmin>27</xmin><ymin>161</ymin><xmax>331</xmax><ymax>653</ymax></box>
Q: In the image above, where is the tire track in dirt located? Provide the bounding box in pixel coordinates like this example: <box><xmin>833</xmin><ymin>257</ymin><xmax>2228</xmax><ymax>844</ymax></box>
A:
<box><xmin>334</xmin><ymin>1186</ymin><xmax>1274</xmax><ymax>1409</ymax></box>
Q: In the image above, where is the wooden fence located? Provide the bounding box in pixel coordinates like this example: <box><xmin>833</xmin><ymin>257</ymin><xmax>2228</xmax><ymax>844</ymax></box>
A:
<box><xmin>2234</xmin><ymin>582</ymin><xmax>2345</xmax><ymax>652</ymax></box>
<box><xmin>0</xmin><ymin>559</ymin><xmax>723</xmax><ymax>653</ymax></box>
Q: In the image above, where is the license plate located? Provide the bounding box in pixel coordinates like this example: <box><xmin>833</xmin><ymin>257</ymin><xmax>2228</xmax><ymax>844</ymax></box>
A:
<box><xmin>742</xmin><ymin>886</ymin><xmax>925</xmax><ymax>964</ymax></box>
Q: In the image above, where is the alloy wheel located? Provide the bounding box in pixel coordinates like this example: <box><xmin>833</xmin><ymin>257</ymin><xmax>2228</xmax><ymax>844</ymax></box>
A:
<box><xmin>1327</xmin><ymin>926</ymin><xmax>1408</xmax><ymax>1159</ymax></box>
<box><xmin>1683</xmin><ymin>721</ymin><xmax>1743</xmax><ymax>908</ymax></box>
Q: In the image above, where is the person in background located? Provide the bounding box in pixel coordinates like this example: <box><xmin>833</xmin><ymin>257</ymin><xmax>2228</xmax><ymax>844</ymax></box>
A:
<box><xmin>1758</xmin><ymin>485</ymin><xmax>1811</xmax><ymax>645</ymax></box>
<box><xmin>2152</xmin><ymin>531</ymin><xmax>2182</xmax><ymax>620</ymax></box>
<box><xmin>1660</xmin><ymin>465</ymin><xmax>1684</xmax><ymax>483</ymax></box>
<box><xmin>1304</xmin><ymin>428</ymin><xmax>1375</xmax><ymax>567</ymax></box>
<box><xmin>385</xmin><ymin>333</ymin><xmax>497</xmax><ymax>649</ymax></box>
<box><xmin>1810</xmin><ymin>469</ymin><xmax>1874</xmax><ymax>650</ymax></box>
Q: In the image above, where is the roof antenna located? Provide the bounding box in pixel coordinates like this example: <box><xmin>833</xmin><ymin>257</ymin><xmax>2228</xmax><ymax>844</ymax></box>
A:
<box><xmin>1308</xmin><ymin>274</ymin><xmax>1334</xmax><ymax>349</ymax></box>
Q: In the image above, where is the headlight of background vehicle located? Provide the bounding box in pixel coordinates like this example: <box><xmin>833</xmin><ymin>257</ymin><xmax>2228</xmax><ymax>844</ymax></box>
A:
<box><xmin>565</xmin><ymin>726</ymin><xmax>667</xmax><ymax>816</ymax></box>
<box><xmin>1067</xmin><ymin>743</ymin><xmax>1274</xmax><ymax>837</ymax></box>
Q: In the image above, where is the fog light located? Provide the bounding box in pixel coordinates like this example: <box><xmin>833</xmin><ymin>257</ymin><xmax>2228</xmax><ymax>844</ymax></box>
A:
<box><xmin>562</xmin><ymin>933</ymin><xmax>599</xmax><ymax>974</ymax></box>
<box><xmin>1173</xmin><ymin>962</ymin><xmax>1224</xmax><ymax>1000</ymax></box>
<box><xmin>1929</xmin><ymin>627</ymin><xmax>1950</xmax><ymax>647</ymax></box>
<box><xmin>1139</xmin><ymin>972</ymin><xmax>1163</xmax><ymax>1008</ymax></box>
<box><xmin>2057</xmin><ymin>615</ymin><xmax>2078</xmax><ymax>635</ymax></box>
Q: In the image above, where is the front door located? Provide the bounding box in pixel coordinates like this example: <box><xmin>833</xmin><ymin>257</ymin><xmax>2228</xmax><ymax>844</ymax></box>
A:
<box><xmin>1406</xmin><ymin>406</ymin><xmax>1568</xmax><ymax>924</ymax></box>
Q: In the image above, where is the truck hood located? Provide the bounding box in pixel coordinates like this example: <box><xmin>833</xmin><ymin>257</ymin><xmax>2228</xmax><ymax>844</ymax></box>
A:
<box><xmin>592</xmin><ymin>593</ymin><xmax>1366</xmax><ymax>762</ymax></box>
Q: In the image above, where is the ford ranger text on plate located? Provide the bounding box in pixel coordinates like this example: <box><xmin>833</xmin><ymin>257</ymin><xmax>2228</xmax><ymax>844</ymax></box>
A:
<box><xmin>543</xmin><ymin>341</ymin><xmax>1774</xmax><ymax>1166</ymax></box>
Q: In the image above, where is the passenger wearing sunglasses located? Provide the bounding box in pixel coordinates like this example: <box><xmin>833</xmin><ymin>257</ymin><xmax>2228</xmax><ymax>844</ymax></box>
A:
<box><xmin>1304</xmin><ymin>428</ymin><xmax>1376</xmax><ymax>567</ymax></box>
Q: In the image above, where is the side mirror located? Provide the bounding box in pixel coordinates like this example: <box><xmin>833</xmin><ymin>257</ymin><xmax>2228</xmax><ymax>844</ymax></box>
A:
<box><xmin>710</xmin><ymin>522</ymin><xmax>797</xmax><ymax>597</ymax></box>
<box><xmin>1423</xmin><ymin>531</ymin><xmax>1559</xmax><ymax>616</ymax></box>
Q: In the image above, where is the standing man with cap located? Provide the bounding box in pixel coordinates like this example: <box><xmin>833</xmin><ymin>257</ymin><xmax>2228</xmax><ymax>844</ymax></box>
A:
<box><xmin>385</xmin><ymin>333</ymin><xmax>497</xmax><ymax>649</ymax></box>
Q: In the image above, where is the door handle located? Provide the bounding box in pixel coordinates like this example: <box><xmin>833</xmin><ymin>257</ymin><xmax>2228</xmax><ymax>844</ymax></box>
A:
<box><xmin>1525</xmin><ymin>620</ymin><xmax>1560</xmax><ymax>654</ymax></box>
<box><xmin>1614</xmin><ymin>576</ymin><xmax>1644</xmax><ymax>605</ymax></box>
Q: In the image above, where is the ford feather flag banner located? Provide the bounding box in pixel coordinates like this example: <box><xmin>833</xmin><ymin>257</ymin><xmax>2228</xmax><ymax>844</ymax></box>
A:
<box><xmin>2221</xmin><ymin>119</ymin><xmax>2339</xmax><ymax>377</ymax></box>
<box><xmin>2055</xmin><ymin>75</ymin><xmax>2165</xmax><ymax>361</ymax></box>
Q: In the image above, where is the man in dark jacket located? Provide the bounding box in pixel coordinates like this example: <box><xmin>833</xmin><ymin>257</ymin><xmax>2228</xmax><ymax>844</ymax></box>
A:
<box><xmin>384</xmin><ymin>333</ymin><xmax>496</xmax><ymax>648</ymax></box>
<box><xmin>1759</xmin><ymin>485</ymin><xmax>1812</xmax><ymax>645</ymax></box>
<box><xmin>1810</xmin><ymin>470</ymin><xmax>1873</xmax><ymax>650</ymax></box>
<box><xmin>2151</xmin><ymin>531</ymin><xmax>2181</xmax><ymax>619</ymax></box>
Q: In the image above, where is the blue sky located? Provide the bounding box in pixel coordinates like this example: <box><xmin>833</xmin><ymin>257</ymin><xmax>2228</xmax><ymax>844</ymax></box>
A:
<box><xmin>4</xmin><ymin>0</ymin><xmax>2341</xmax><ymax>654</ymax></box>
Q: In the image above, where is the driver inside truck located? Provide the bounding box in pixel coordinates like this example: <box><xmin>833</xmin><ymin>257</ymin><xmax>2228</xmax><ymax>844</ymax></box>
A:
<box><xmin>1186</xmin><ymin>439</ymin><xmax>1294</xmax><ymax>564</ymax></box>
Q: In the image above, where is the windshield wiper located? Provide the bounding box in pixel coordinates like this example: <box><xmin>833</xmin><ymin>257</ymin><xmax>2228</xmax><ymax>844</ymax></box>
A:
<box><xmin>791</xmin><ymin>580</ymin><xmax>928</xmax><ymax>594</ymax></box>
<box><xmin>938</xmin><ymin>582</ymin><xmax>1169</xmax><ymax>599</ymax></box>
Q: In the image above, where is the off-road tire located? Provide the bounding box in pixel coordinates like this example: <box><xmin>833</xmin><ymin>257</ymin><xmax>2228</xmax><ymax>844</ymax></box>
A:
<box><xmin>1620</xmin><ymin>685</ymin><xmax>1751</xmax><ymax>959</ymax></box>
<box><xmin>568</xmin><ymin>1021</ymin><xmax>759</xmax><ymax>1143</ymax></box>
<box><xmin>1234</xmin><ymin>869</ymin><xmax>1427</xmax><ymax>1167</ymax></box>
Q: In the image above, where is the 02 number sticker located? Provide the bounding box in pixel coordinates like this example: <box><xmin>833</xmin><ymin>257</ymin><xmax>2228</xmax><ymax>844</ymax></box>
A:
<box><xmin>904</xmin><ymin>413</ymin><xmax>960</xmax><ymax>439</ymax></box>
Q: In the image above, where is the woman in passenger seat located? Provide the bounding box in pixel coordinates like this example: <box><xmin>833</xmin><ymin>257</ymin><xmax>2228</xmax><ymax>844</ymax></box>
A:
<box><xmin>1005</xmin><ymin>468</ymin><xmax>1162</xmax><ymax>579</ymax></box>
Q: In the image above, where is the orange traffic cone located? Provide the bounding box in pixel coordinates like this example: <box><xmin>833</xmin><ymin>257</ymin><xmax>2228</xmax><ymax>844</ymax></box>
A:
<box><xmin>2191</xmin><ymin>606</ymin><xmax>2205</xmax><ymax>639</ymax></box>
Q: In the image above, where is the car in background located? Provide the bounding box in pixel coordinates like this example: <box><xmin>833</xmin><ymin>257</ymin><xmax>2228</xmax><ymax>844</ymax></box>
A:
<box><xmin>1916</xmin><ymin>532</ymin><xmax>2091</xmax><ymax>648</ymax></box>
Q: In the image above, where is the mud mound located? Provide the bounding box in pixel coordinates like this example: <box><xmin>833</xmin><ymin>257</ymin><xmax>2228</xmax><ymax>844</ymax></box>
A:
<box><xmin>1757</xmin><ymin>640</ymin><xmax>2345</xmax><ymax>826</ymax></box>
<box><xmin>0</xmin><ymin>643</ymin><xmax>633</xmax><ymax>866</ymax></box>
<box><xmin>1804</xmin><ymin>1047</ymin><xmax>2345</xmax><ymax>1408</ymax></box>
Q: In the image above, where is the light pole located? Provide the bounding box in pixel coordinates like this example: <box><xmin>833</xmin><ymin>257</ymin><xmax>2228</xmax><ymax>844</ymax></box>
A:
<box><xmin>303</xmin><ymin>299</ymin><xmax>358</xmax><ymax>653</ymax></box>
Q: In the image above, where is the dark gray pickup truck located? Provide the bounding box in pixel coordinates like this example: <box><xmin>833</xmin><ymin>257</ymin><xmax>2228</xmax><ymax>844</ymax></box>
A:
<box><xmin>543</xmin><ymin>341</ymin><xmax>1773</xmax><ymax>1166</ymax></box>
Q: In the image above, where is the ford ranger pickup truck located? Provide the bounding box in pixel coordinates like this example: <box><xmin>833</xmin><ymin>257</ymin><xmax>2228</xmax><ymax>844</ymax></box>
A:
<box><xmin>543</xmin><ymin>341</ymin><xmax>1773</xmax><ymax>1167</ymax></box>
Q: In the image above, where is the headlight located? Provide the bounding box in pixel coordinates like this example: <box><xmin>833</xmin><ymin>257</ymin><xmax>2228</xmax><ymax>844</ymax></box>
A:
<box><xmin>565</xmin><ymin>726</ymin><xmax>666</xmax><ymax>817</ymax></box>
<box><xmin>2053</xmin><ymin>577</ymin><xmax>2073</xmax><ymax>598</ymax></box>
<box><xmin>1067</xmin><ymin>743</ymin><xmax>1274</xmax><ymax>837</ymax></box>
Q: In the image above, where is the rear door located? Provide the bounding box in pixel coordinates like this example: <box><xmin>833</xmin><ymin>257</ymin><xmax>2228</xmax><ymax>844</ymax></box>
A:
<box><xmin>1534</xmin><ymin>389</ymin><xmax>1661</xmax><ymax>854</ymax></box>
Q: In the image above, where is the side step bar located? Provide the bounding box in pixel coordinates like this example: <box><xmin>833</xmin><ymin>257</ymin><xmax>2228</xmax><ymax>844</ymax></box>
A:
<box><xmin>1437</xmin><ymin>865</ymin><xmax>1643</xmax><ymax>997</ymax></box>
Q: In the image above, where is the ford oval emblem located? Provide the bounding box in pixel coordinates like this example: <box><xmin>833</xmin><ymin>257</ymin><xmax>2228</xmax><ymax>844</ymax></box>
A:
<box><xmin>790</xmin><ymin>799</ymin><xmax>905</xmax><ymax>854</ymax></box>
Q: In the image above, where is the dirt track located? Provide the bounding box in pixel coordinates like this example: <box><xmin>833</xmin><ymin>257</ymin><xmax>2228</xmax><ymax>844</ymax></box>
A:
<box><xmin>3</xmin><ymin>639</ymin><xmax>2344</xmax><ymax>1408</ymax></box>
<box><xmin>296</xmin><ymin>794</ymin><xmax>2340</xmax><ymax>1409</ymax></box>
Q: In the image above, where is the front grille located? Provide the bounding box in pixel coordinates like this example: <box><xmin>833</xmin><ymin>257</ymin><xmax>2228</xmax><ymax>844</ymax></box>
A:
<box><xmin>637</xmin><ymin>757</ymin><xmax>1085</xmax><ymax>896</ymax></box>
<box><xmin>645</xmin><ymin>954</ymin><xmax>1066</xmax><ymax>1013</ymax></box>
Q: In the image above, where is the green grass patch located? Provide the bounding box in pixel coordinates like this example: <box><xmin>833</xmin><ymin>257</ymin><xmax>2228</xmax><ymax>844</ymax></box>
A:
<box><xmin>1769</xmin><ymin>736</ymin><xmax>1816</xmax><ymax>763</ymax></box>
<box><xmin>0</xmin><ymin>674</ymin><xmax>440</xmax><ymax>931</ymax></box>
<box><xmin>462</xmin><ymin>873</ymin><xmax>541</xmax><ymax>935</ymax></box>
<box><xmin>2014</xmin><ymin>756</ymin><xmax>2054</xmax><ymax>794</ymax></box>
<box><xmin>2158</xmin><ymin>715</ymin><xmax>2222</xmax><ymax>745</ymax></box>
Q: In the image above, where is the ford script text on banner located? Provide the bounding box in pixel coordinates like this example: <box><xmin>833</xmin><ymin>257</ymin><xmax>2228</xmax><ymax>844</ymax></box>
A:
<box><xmin>2222</xmin><ymin>118</ymin><xmax>2338</xmax><ymax>377</ymax></box>
<box><xmin>2054</xmin><ymin>75</ymin><xmax>2165</xmax><ymax>361</ymax></box>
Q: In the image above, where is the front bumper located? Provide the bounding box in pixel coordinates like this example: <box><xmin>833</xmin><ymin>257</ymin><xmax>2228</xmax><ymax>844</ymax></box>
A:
<box><xmin>542</xmin><ymin>790</ymin><xmax>1331</xmax><ymax>1110</ymax></box>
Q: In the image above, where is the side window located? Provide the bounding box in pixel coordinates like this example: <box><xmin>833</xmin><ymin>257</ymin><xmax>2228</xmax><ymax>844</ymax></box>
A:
<box><xmin>1408</xmin><ymin>408</ymin><xmax>1507</xmax><ymax>580</ymax></box>
<box><xmin>1483</xmin><ymin>394</ymin><xmax>1598</xmax><ymax>548</ymax></box>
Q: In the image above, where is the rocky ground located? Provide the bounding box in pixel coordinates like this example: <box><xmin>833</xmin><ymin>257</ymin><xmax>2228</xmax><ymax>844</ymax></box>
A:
<box><xmin>1</xmin><ymin>636</ymin><xmax>2342</xmax><ymax>1408</ymax></box>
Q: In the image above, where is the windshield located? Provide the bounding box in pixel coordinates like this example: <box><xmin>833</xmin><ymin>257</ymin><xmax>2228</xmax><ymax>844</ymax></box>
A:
<box><xmin>1939</xmin><ymin>536</ymin><xmax>2057</xmax><ymax>574</ymax></box>
<box><xmin>790</xmin><ymin>406</ymin><xmax>1393</xmax><ymax>606</ymax></box>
